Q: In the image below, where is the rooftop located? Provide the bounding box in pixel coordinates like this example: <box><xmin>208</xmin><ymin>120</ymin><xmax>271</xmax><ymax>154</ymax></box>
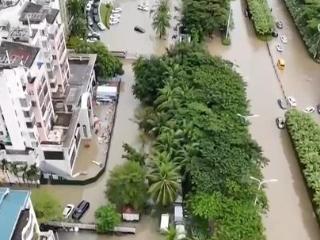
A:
<box><xmin>20</xmin><ymin>2</ymin><xmax>59</xmax><ymax>24</ymax></box>
<box><xmin>0</xmin><ymin>188</ymin><xmax>30</xmax><ymax>240</ymax></box>
<box><xmin>0</xmin><ymin>41</ymin><xmax>40</xmax><ymax>68</ymax></box>
<box><xmin>9</xmin><ymin>27</ymin><xmax>38</xmax><ymax>42</ymax></box>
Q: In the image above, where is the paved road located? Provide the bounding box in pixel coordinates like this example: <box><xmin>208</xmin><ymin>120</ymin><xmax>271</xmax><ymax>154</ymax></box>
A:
<box><xmin>207</xmin><ymin>0</ymin><xmax>320</xmax><ymax>239</ymax></box>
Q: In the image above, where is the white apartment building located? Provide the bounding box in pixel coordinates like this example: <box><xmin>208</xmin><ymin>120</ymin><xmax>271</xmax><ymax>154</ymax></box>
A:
<box><xmin>0</xmin><ymin>187</ymin><xmax>55</xmax><ymax>240</ymax></box>
<box><xmin>0</xmin><ymin>1</ymin><xmax>98</xmax><ymax>178</ymax></box>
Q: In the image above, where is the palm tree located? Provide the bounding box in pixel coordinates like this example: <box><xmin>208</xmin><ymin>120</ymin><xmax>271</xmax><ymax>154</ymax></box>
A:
<box><xmin>166</xmin><ymin>225</ymin><xmax>177</xmax><ymax>240</ymax></box>
<box><xmin>20</xmin><ymin>164</ymin><xmax>28</xmax><ymax>184</ymax></box>
<box><xmin>122</xmin><ymin>143</ymin><xmax>147</xmax><ymax>166</ymax></box>
<box><xmin>10</xmin><ymin>163</ymin><xmax>20</xmax><ymax>184</ymax></box>
<box><xmin>1</xmin><ymin>159</ymin><xmax>11</xmax><ymax>184</ymax></box>
<box><xmin>152</xmin><ymin>0</ymin><xmax>171</xmax><ymax>39</ymax></box>
<box><xmin>147</xmin><ymin>153</ymin><xmax>181</xmax><ymax>206</ymax></box>
<box><xmin>27</xmin><ymin>164</ymin><xmax>40</xmax><ymax>185</ymax></box>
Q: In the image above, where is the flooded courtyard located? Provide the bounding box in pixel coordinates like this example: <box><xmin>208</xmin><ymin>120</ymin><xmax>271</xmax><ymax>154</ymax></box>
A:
<box><xmin>41</xmin><ymin>0</ymin><xmax>320</xmax><ymax>239</ymax></box>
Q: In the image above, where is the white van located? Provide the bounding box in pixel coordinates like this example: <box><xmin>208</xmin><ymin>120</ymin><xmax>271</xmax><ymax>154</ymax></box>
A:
<box><xmin>160</xmin><ymin>213</ymin><xmax>169</xmax><ymax>233</ymax></box>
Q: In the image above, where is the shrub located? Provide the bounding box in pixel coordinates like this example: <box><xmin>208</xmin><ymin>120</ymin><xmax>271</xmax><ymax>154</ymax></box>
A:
<box><xmin>95</xmin><ymin>204</ymin><xmax>121</xmax><ymax>233</ymax></box>
<box><xmin>286</xmin><ymin>109</ymin><xmax>320</xmax><ymax>219</ymax></box>
<box><xmin>247</xmin><ymin>0</ymin><xmax>274</xmax><ymax>37</ymax></box>
<box><xmin>283</xmin><ymin>0</ymin><xmax>320</xmax><ymax>60</ymax></box>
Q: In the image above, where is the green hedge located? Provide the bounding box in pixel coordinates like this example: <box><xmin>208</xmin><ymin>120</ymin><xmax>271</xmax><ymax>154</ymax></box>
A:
<box><xmin>247</xmin><ymin>0</ymin><xmax>274</xmax><ymax>37</ymax></box>
<box><xmin>286</xmin><ymin>109</ymin><xmax>320</xmax><ymax>219</ymax></box>
<box><xmin>283</xmin><ymin>0</ymin><xmax>320</xmax><ymax>61</ymax></box>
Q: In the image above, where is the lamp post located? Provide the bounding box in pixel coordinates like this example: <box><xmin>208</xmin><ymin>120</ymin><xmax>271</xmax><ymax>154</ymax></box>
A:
<box><xmin>237</xmin><ymin>113</ymin><xmax>259</xmax><ymax>121</ymax></box>
<box><xmin>250</xmin><ymin>176</ymin><xmax>278</xmax><ymax>205</ymax></box>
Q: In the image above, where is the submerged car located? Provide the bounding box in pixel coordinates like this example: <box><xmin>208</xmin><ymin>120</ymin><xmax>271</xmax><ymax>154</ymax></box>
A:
<box><xmin>277</xmin><ymin>99</ymin><xmax>287</xmax><ymax>110</ymax></box>
<box><xmin>304</xmin><ymin>106</ymin><xmax>315</xmax><ymax>113</ymax></box>
<box><xmin>72</xmin><ymin>200</ymin><xmax>90</xmax><ymax>220</ymax></box>
<box><xmin>280</xmin><ymin>35</ymin><xmax>288</xmax><ymax>44</ymax></box>
<box><xmin>97</xmin><ymin>22</ymin><xmax>106</xmax><ymax>30</ymax></box>
<box><xmin>63</xmin><ymin>204</ymin><xmax>74</xmax><ymax>219</ymax></box>
<box><xmin>287</xmin><ymin>96</ymin><xmax>296</xmax><ymax>107</ymax></box>
<box><xmin>134</xmin><ymin>26</ymin><xmax>145</xmax><ymax>33</ymax></box>
<box><xmin>276</xmin><ymin>21</ymin><xmax>283</xmax><ymax>29</ymax></box>
<box><xmin>276</xmin><ymin>117</ymin><xmax>285</xmax><ymax>129</ymax></box>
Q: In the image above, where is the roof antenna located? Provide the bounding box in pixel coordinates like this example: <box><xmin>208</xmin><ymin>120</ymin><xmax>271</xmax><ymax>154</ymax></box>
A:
<box><xmin>5</xmin><ymin>50</ymin><xmax>10</xmax><ymax>64</ymax></box>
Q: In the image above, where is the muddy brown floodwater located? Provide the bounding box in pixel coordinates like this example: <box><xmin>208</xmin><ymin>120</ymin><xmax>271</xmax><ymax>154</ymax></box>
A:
<box><xmin>207</xmin><ymin>0</ymin><xmax>320</xmax><ymax>239</ymax></box>
<box><xmin>43</xmin><ymin>0</ymin><xmax>320</xmax><ymax>239</ymax></box>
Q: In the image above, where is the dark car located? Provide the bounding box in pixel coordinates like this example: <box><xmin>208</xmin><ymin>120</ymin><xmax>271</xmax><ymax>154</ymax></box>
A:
<box><xmin>93</xmin><ymin>15</ymin><xmax>100</xmax><ymax>23</ymax></box>
<box><xmin>93</xmin><ymin>8</ymin><xmax>98</xmax><ymax>14</ymax></box>
<box><xmin>134</xmin><ymin>26</ymin><xmax>145</xmax><ymax>33</ymax></box>
<box><xmin>72</xmin><ymin>200</ymin><xmax>90</xmax><ymax>220</ymax></box>
<box><xmin>317</xmin><ymin>104</ymin><xmax>320</xmax><ymax>114</ymax></box>
<box><xmin>276</xmin><ymin>21</ymin><xmax>283</xmax><ymax>29</ymax></box>
<box><xmin>276</xmin><ymin>117</ymin><xmax>285</xmax><ymax>129</ymax></box>
<box><xmin>277</xmin><ymin>99</ymin><xmax>287</xmax><ymax>110</ymax></box>
<box><xmin>272</xmin><ymin>31</ymin><xmax>278</xmax><ymax>38</ymax></box>
<box><xmin>93</xmin><ymin>2</ymin><xmax>99</xmax><ymax>7</ymax></box>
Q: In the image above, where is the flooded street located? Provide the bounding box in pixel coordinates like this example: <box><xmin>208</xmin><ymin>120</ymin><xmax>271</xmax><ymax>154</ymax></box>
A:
<box><xmin>42</xmin><ymin>0</ymin><xmax>320</xmax><ymax>238</ymax></box>
<box><xmin>207</xmin><ymin>0</ymin><xmax>320</xmax><ymax>239</ymax></box>
<box><xmin>100</xmin><ymin>0</ymin><xmax>181</xmax><ymax>55</ymax></box>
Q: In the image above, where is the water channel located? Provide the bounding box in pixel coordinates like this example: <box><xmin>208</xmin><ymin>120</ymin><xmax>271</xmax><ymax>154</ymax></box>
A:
<box><xmin>45</xmin><ymin>0</ymin><xmax>320</xmax><ymax>238</ymax></box>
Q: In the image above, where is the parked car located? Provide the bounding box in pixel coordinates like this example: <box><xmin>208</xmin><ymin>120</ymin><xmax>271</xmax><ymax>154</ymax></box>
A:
<box><xmin>87</xmin><ymin>16</ymin><xmax>93</xmax><ymax>26</ymax></box>
<box><xmin>272</xmin><ymin>31</ymin><xmax>278</xmax><ymax>38</ymax></box>
<box><xmin>93</xmin><ymin>2</ymin><xmax>99</xmax><ymax>7</ymax></box>
<box><xmin>138</xmin><ymin>5</ymin><xmax>149</xmax><ymax>11</ymax></box>
<box><xmin>276</xmin><ymin>117</ymin><xmax>285</xmax><ymax>129</ymax></box>
<box><xmin>87</xmin><ymin>37</ymin><xmax>99</xmax><ymax>43</ymax></box>
<box><xmin>304</xmin><ymin>106</ymin><xmax>315</xmax><ymax>113</ymax></box>
<box><xmin>287</xmin><ymin>96</ymin><xmax>296</xmax><ymax>107</ymax></box>
<box><xmin>88</xmin><ymin>31</ymin><xmax>100</xmax><ymax>39</ymax></box>
<box><xmin>317</xmin><ymin>104</ymin><xmax>320</xmax><ymax>114</ymax></box>
<box><xmin>97</xmin><ymin>22</ymin><xmax>106</xmax><ymax>30</ymax></box>
<box><xmin>63</xmin><ymin>204</ymin><xmax>74</xmax><ymax>219</ymax></box>
<box><xmin>109</xmin><ymin>18</ymin><xmax>120</xmax><ymax>25</ymax></box>
<box><xmin>93</xmin><ymin>15</ymin><xmax>100</xmax><ymax>23</ymax></box>
<box><xmin>276</xmin><ymin>21</ymin><xmax>283</xmax><ymax>29</ymax></box>
<box><xmin>111</xmin><ymin>13</ymin><xmax>121</xmax><ymax>18</ymax></box>
<box><xmin>72</xmin><ymin>200</ymin><xmax>90</xmax><ymax>220</ymax></box>
<box><xmin>112</xmin><ymin>7</ymin><xmax>122</xmax><ymax>13</ymax></box>
<box><xmin>276</xmin><ymin>44</ymin><xmax>283</xmax><ymax>52</ymax></box>
<box><xmin>280</xmin><ymin>35</ymin><xmax>288</xmax><ymax>44</ymax></box>
<box><xmin>93</xmin><ymin>8</ymin><xmax>98</xmax><ymax>14</ymax></box>
<box><xmin>277</xmin><ymin>99</ymin><xmax>287</xmax><ymax>110</ymax></box>
<box><xmin>86</xmin><ymin>3</ymin><xmax>91</xmax><ymax>11</ymax></box>
<box><xmin>134</xmin><ymin>26</ymin><xmax>145</xmax><ymax>33</ymax></box>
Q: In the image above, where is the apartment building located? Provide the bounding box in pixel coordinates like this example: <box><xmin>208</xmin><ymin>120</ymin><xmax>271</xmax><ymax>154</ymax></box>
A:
<box><xmin>0</xmin><ymin>1</ymin><xmax>98</xmax><ymax>178</ymax></box>
<box><xmin>0</xmin><ymin>188</ymin><xmax>55</xmax><ymax>240</ymax></box>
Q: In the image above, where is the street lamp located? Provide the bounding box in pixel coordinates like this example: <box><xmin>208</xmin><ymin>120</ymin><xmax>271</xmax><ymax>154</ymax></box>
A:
<box><xmin>237</xmin><ymin>113</ymin><xmax>259</xmax><ymax>121</ymax></box>
<box><xmin>250</xmin><ymin>176</ymin><xmax>278</xmax><ymax>205</ymax></box>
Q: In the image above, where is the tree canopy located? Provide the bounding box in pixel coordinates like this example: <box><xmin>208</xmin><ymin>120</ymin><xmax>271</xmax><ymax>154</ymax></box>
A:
<box><xmin>68</xmin><ymin>37</ymin><xmax>123</xmax><ymax>79</ymax></box>
<box><xmin>31</xmin><ymin>189</ymin><xmax>62</xmax><ymax>223</ymax></box>
<box><xmin>95</xmin><ymin>204</ymin><xmax>121</xmax><ymax>233</ymax></box>
<box><xmin>133</xmin><ymin>43</ymin><xmax>266</xmax><ymax>239</ymax></box>
<box><xmin>182</xmin><ymin>0</ymin><xmax>231</xmax><ymax>41</ymax></box>
<box><xmin>286</xmin><ymin>109</ymin><xmax>320</xmax><ymax>219</ymax></box>
<box><xmin>152</xmin><ymin>0</ymin><xmax>171</xmax><ymax>39</ymax></box>
<box><xmin>106</xmin><ymin>161</ymin><xmax>148</xmax><ymax>211</ymax></box>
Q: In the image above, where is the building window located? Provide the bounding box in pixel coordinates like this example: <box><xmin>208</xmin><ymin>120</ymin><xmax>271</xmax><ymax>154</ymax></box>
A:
<box><xmin>43</xmin><ymin>151</ymin><xmax>64</xmax><ymax>160</ymax></box>
<box><xmin>50</xmin><ymin>82</ymin><xmax>56</xmax><ymax>88</ymax></box>
<box><xmin>36</xmin><ymin>122</ymin><xmax>42</xmax><ymax>128</ymax></box>
<box><xmin>70</xmin><ymin>149</ymin><xmax>76</xmax><ymax>168</ymax></box>
<box><xmin>41</xmin><ymin>30</ymin><xmax>45</xmax><ymax>36</ymax></box>
<box><xmin>19</xmin><ymin>98</ymin><xmax>28</xmax><ymax>107</ymax></box>
<box><xmin>23</xmin><ymin>111</ymin><xmax>30</xmax><ymax>118</ymax></box>
<box><xmin>53</xmin><ymin>55</ymin><xmax>57</xmax><ymax>60</ymax></box>
<box><xmin>31</xmin><ymin>101</ymin><xmax>37</xmax><ymax>107</ymax></box>
<box><xmin>26</xmin><ymin>122</ymin><xmax>34</xmax><ymax>128</ymax></box>
<box><xmin>0</xmin><ymin>131</ymin><xmax>3</xmax><ymax>135</ymax></box>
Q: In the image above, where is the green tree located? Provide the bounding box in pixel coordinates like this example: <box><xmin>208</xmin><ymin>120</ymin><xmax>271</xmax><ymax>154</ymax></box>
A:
<box><xmin>67</xmin><ymin>0</ymin><xmax>85</xmax><ymax>18</ymax></box>
<box><xmin>70</xmin><ymin>17</ymin><xmax>87</xmax><ymax>38</ymax></box>
<box><xmin>0</xmin><ymin>159</ymin><xmax>11</xmax><ymax>184</ymax></box>
<box><xmin>31</xmin><ymin>189</ymin><xmax>62</xmax><ymax>223</ymax></box>
<box><xmin>68</xmin><ymin>37</ymin><xmax>123</xmax><ymax>78</ymax></box>
<box><xmin>152</xmin><ymin>0</ymin><xmax>171</xmax><ymax>39</ymax></box>
<box><xmin>106</xmin><ymin>161</ymin><xmax>148</xmax><ymax>210</ymax></box>
<box><xmin>122</xmin><ymin>143</ymin><xmax>146</xmax><ymax>166</ymax></box>
<box><xmin>95</xmin><ymin>204</ymin><xmax>121</xmax><ymax>233</ymax></box>
<box><xmin>147</xmin><ymin>152</ymin><xmax>181</xmax><ymax>206</ymax></box>
<box><xmin>165</xmin><ymin>225</ymin><xmax>177</xmax><ymax>240</ymax></box>
<box><xmin>132</xmin><ymin>56</ymin><xmax>170</xmax><ymax>105</ymax></box>
<box><xmin>9</xmin><ymin>162</ymin><xmax>20</xmax><ymax>184</ymax></box>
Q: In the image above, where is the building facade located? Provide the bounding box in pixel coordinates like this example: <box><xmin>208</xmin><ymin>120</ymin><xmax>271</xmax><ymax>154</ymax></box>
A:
<box><xmin>0</xmin><ymin>188</ymin><xmax>55</xmax><ymax>240</ymax></box>
<box><xmin>0</xmin><ymin>1</ymin><xmax>97</xmax><ymax>178</ymax></box>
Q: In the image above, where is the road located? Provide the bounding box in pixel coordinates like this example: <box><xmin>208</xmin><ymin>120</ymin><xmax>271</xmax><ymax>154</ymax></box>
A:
<box><xmin>207</xmin><ymin>0</ymin><xmax>320</xmax><ymax>239</ymax></box>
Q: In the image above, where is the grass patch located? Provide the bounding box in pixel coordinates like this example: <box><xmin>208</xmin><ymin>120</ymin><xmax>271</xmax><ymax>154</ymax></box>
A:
<box><xmin>100</xmin><ymin>3</ymin><xmax>112</xmax><ymax>28</ymax></box>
